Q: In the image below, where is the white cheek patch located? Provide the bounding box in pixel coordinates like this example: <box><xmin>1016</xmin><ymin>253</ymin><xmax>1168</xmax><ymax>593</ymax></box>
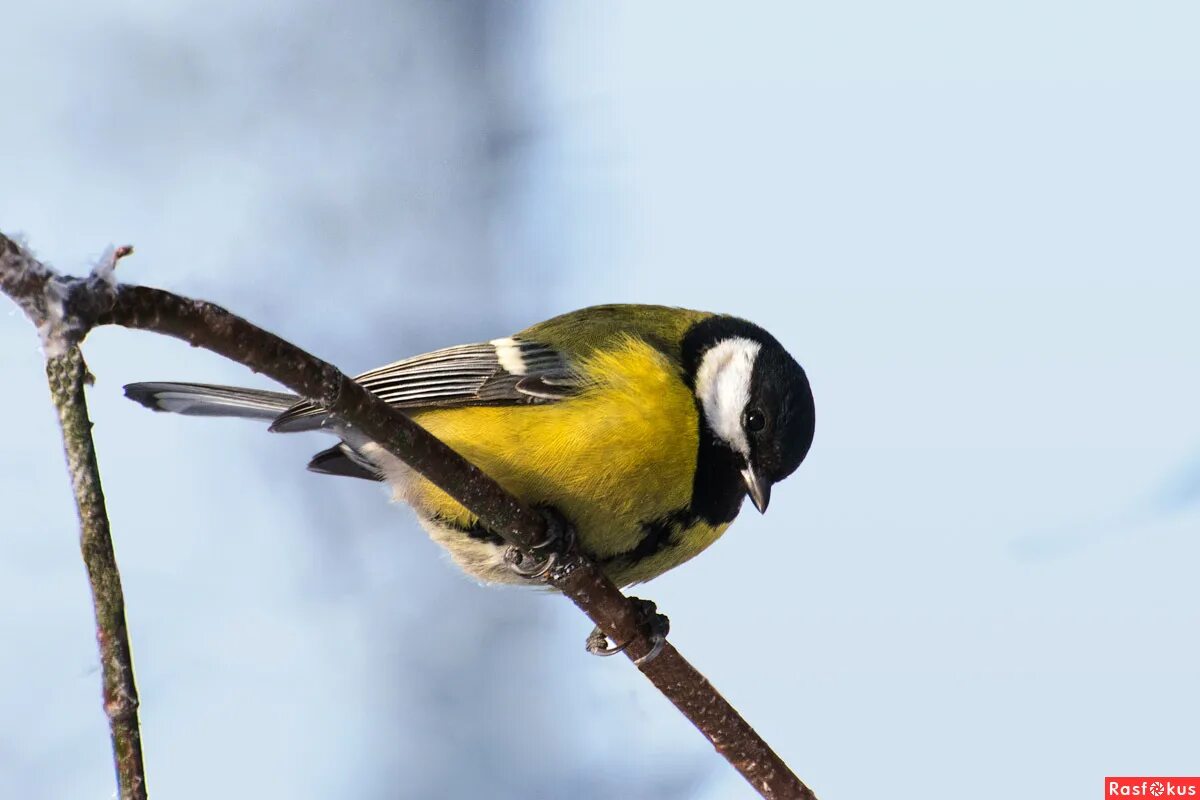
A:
<box><xmin>694</xmin><ymin>337</ymin><xmax>761</xmax><ymax>457</ymax></box>
<box><xmin>489</xmin><ymin>337</ymin><xmax>527</xmax><ymax>375</ymax></box>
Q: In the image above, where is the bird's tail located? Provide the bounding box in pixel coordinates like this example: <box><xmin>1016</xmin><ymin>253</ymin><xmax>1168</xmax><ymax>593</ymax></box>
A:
<box><xmin>125</xmin><ymin>382</ymin><xmax>378</xmax><ymax>480</ymax></box>
<box><xmin>124</xmin><ymin>382</ymin><xmax>300</xmax><ymax>422</ymax></box>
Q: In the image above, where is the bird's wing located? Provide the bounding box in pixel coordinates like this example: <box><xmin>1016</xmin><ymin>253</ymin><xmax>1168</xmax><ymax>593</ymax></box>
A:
<box><xmin>270</xmin><ymin>337</ymin><xmax>580</xmax><ymax>432</ymax></box>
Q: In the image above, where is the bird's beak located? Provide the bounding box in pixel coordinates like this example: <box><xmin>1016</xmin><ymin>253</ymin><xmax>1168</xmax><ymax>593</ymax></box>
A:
<box><xmin>741</xmin><ymin>467</ymin><xmax>771</xmax><ymax>514</ymax></box>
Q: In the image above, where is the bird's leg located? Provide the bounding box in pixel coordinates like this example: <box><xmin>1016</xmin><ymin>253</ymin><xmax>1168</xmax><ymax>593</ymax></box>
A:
<box><xmin>503</xmin><ymin>505</ymin><xmax>576</xmax><ymax>580</ymax></box>
<box><xmin>586</xmin><ymin>597</ymin><xmax>670</xmax><ymax>666</ymax></box>
<box><xmin>502</xmin><ymin>510</ymin><xmax>669</xmax><ymax>664</ymax></box>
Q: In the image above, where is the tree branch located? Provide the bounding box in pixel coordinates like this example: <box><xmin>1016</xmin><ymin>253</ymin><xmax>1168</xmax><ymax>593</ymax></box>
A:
<box><xmin>47</xmin><ymin>347</ymin><xmax>147</xmax><ymax>800</ymax></box>
<box><xmin>0</xmin><ymin>236</ymin><xmax>148</xmax><ymax>800</ymax></box>
<box><xmin>1</xmin><ymin>233</ymin><xmax>817</xmax><ymax>800</ymax></box>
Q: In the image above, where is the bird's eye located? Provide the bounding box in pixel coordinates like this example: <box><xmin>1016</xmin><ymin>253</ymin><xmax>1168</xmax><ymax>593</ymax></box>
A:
<box><xmin>744</xmin><ymin>408</ymin><xmax>766</xmax><ymax>433</ymax></box>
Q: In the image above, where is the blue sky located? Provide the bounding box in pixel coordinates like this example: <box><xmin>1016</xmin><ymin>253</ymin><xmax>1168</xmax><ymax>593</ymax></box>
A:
<box><xmin>3</xmin><ymin>3</ymin><xmax>1198</xmax><ymax>798</ymax></box>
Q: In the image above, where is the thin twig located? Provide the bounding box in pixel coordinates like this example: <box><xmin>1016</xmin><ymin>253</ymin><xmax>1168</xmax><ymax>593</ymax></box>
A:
<box><xmin>47</xmin><ymin>346</ymin><xmax>148</xmax><ymax>800</ymax></box>
<box><xmin>1</xmin><ymin>233</ymin><xmax>817</xmax><ymax>800</ymax></box>
<box><xmin>1</xmin><ymin>237</ymin><xmax>148</xmax><ymax>800</ymax></box>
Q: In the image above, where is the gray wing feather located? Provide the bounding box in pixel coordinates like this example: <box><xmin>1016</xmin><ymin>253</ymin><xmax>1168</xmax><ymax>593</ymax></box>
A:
<box><xmin>124</xmin><ymin>382</ymin><xmax>297</xmax><ymax>419</ymax></box>
<box><xmin>270</xmin><ymin>338</ymin><xmax>579</xmax><ymax>432</ymax></box>
<box><xmin>307</xmin><ymin>443</ymin><xmax>383</xmax><ymax>481</ymax></box>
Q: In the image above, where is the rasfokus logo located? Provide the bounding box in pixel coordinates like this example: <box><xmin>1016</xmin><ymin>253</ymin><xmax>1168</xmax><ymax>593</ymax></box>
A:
<box><xmin>1107</xmin><ymin>778</ymin><xmax>1200</xmax><ymax>797</ymax></box>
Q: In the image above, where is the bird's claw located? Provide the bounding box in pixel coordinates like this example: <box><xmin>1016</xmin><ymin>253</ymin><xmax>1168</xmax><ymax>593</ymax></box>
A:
<box><xmin>585</xmin><ymin>597</ymin><xmax>670</xmax><ymax>666</ymax></box>
<box><xmin>585</xmin><ymin>626</ymin><xmax>628</xmax><ymax>657</ymax></box>
<box><xmin>503</xmin><ymin>546</ymin><xmax>558</xmax><ymax>578</ymax></box>
<box><xmin>504</xmin><ymin>506</ymin><xmax>576</xmax><ymax>581</ymax></box>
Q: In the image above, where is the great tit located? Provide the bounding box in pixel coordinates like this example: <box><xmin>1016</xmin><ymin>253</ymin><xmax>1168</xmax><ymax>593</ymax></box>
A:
<box><xmin>125</xmin><ymin>304</ymin><xmax>815</xmax><ymax>587</ymax></box>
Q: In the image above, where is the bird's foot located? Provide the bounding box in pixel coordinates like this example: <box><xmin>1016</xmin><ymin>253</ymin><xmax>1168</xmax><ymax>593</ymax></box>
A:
<box><xmin>503</xmin><ymin>506</ymin><xmax>576</xmax><ymax>581</ymax></box>
<box><xmin>585</xmin><ymin>597</ymin><xmax>670</xmax><ymax>666</ymax></box>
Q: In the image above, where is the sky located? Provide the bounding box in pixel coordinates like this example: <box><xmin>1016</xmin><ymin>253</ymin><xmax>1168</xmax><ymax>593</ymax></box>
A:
<box><xmin>2</xmin><ymin>2</ymin><xmax>1199</xmax><ymax>799</ymax></box>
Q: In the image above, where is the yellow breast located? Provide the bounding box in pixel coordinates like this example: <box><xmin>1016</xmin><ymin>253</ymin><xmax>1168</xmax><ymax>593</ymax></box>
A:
<box><xmin>406</xmin><ymin>336</ymin><xmax>704</xmax><ymax>565</ymax></box>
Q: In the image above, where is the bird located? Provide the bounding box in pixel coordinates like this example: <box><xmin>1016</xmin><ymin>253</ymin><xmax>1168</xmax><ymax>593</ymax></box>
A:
<box><xmin>125</xmin><ymin>304</ymin><xmax>815</xmax><ymax>589</ymax></box>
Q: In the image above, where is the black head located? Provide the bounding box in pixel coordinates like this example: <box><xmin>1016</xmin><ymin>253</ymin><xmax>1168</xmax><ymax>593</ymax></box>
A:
<box><xmin>682</xmin><ymin>316</ymin><xmax>815</xmax><ymax>514</ymax></box>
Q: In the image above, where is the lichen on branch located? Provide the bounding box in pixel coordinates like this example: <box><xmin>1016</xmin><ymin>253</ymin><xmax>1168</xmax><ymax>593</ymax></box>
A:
<box><xmin>46</xmin><ymin>346</ymin><xmax>147</xmax><ymax>800</ymax></box>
